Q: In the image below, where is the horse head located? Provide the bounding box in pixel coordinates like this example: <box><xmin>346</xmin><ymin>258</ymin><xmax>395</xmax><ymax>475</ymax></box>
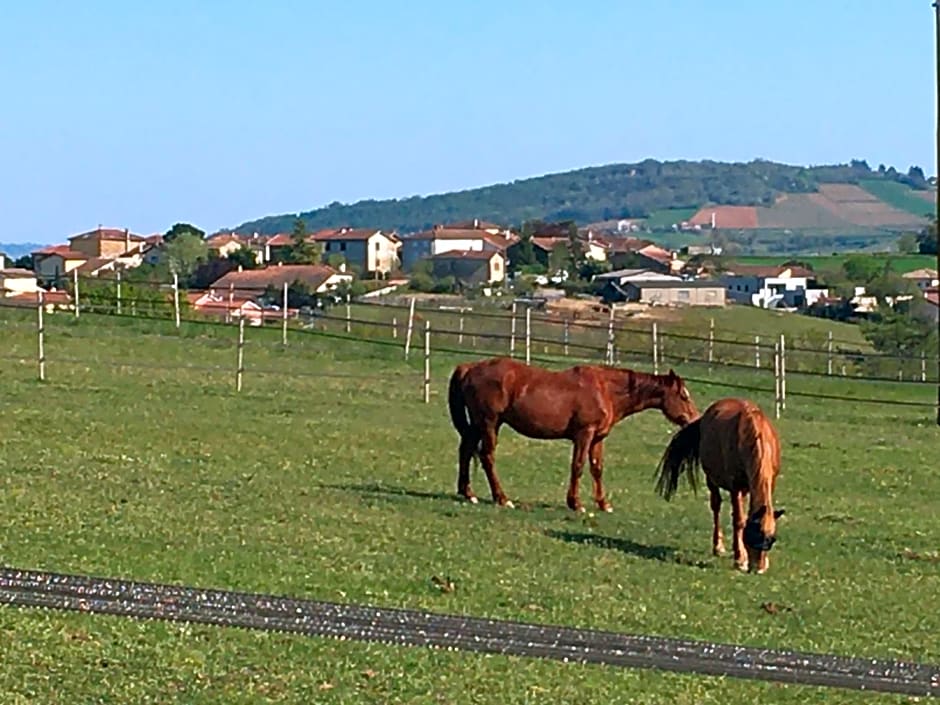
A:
<box><xmin>660</xmin><ymin>369</ymin><xmax>700</xmax><ymax>427</ymax></box>
<box><xmin>744</xmin><ymin>506</ymin><xmax>785</xmax><ymax>574</ymax></box>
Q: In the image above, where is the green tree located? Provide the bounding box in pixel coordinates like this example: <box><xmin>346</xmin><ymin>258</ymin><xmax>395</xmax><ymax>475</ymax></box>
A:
<box><xmin>227</xmin><ymin>246</ymin><xmax>260</xmax><ymax>270</ymax></box>
<box><xmin>896</xmin><ymin>233</ymin><xmax>919</xmax><ymax>254</ymax></box>
<box><xmin>163</xmin><ymin>233</ymin><xmax>208</xmax><ymax>284</ymax></box>
<box><xmin>164</xmin><ymin>222</ymin><xmax>205</xmax><ymax>243</ymax></box>
<box><xmin>918</xmin><ymin>217</ymin><xmax>938</xmax><ymax>255</ymax></box>
<box><xmin>566</xmin><ymin>222</ymin><xmax>586</xmax><ymax>275</ymax></box>
<box><xmin>548</xmin><ymin>243</ymin><xmax>571</xmax><ymax>274</ymax></box>
<box><xmin>286</xmin><ymin>218</ymin><xmax>321</xmax><ymax>264</ymax></box>
<box><xmin>510</xmin><ymin>221</ymin><xmax>538</xmax><ymax>271</ymax></box>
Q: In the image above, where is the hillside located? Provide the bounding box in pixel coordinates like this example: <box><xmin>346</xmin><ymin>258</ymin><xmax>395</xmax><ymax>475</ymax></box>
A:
<box><xmin>230</xmin><ymin>158</ymin><xmax>935</xmax><ymax>238</ymax></box>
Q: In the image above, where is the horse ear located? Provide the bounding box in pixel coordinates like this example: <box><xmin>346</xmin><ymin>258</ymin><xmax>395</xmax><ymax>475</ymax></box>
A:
<box><xmin>774</xmin><ymin>508</ymin><xmax>786</xmax><ymax>519</ymax></box>
<box><xmin>667</xmin><ymin>368</ymin><xmax>679</xmax><ymax>384</ymax></box>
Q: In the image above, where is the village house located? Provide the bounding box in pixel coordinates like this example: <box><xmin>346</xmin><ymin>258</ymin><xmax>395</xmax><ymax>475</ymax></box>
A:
<box><xmin>311</xmin><ymin>228</ymin><xmax>401</xmax><ymax>276</ymax></box>
<box><xmin>68</xmin><ymin>227</ymin><xmax>148</xmax><ymax>259</ymax></box>
<box><xmin>208</xmin><ymin>263</ymin><xmax>353</xmax><ymax>298</ymax></box>
<box><xmin>400</xmin><ymin>226</ymin><xmax>517</xmax><ymax>272</ymax></box>
<box><xmin>922</xmin><ymin>287</ymin><xmax>939</xmax><ymax>323</ymax></box>
<box><xmin>429</xmin><ymin>250</ymin><xmax>506</xmax><ymax>286</ymax></box>
<box><xmin>720</xmin><ymin>264</ymin><xmax>828</xmax><ymax>310</ymax></box>
<box><xmin>902</xmin><ymin>268</ymin><xmax>939</xmax><ymax>292</ymax></box>
<box><xmin>602</xmin><ymin>237</ymin><xmax>683</xmax><ymax>274</ymax></box>
<box><xmin>508</xmin><ymin>234</ymin><xmax>609</xmax><ymax>270</ymax></box>
<box><xmin>31</xmin><ymin>245</ymin><xmax>89</xmax><ymax>285</ymax></box>
<box><xmin>594</xmin><ymin>268</ymin><xmax>683</xmax><ymax>303</ymax></box>
<box><xmin>0</xmin><ymin>268</ymin><xmax>41</xmax><ymax>297</ymax></box>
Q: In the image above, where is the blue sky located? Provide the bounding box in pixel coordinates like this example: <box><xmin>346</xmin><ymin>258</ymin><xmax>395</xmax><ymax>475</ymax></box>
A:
<box><xmin>0</xmin><ymin>1</ymin><xmax>934</xmax><ymax>243</ymax></box>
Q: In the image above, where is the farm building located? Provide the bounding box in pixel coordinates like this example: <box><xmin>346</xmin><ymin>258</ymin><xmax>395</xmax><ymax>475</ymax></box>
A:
<box><xmin>595</xmin><ymin>268</ymin><xmax>681</xmax><ymax>303</ymax></box>
<box><xmin>429</xmin><ymin>250</ymin><xmax>506</xmax><ymax>286</ymax></box>
<box><xmin>721</xmin><ymin>264</ymin><xmax>828</xmax><ymax>310</ymax></box>
<box><xmin>607</xmin><ymin>278</ymin><xmax>726</xmax><ymax>307</ymax></box>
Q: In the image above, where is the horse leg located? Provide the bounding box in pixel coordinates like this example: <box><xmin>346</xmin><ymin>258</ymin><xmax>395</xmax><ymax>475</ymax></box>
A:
<box><xmin>707</xmin><ymin>480</ymin><xmax>725</xmax><ymax>556</ymax></box>
<box><xmin>566</xmin><ymin>431</ymin><xmax>593</xmax><ymax>512</ymax></box>
<box><xmin>457</xmin><ymin>429</ymin><xmax>480</xmax><ymax>504</ymax></box>
<box><xmin>731</xmin><ymin>489</ymin><xmax>748</xmax><ymax>572</ymax></box>
<box><xmin>480</xmin><ymin>423</ymin><xmax>512</xmax><ymax>508</ymax></box>
<box><xmin>589</xmin><ymin>439</ymin><xmax>613</xmax><ymax>513</ymax></box>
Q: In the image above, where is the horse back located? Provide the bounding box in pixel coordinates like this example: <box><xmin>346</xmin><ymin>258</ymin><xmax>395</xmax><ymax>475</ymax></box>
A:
<box><xmin>700</xmin><ymin>398</ymin><xmax>780</xmax><ymax>489</ymax></box>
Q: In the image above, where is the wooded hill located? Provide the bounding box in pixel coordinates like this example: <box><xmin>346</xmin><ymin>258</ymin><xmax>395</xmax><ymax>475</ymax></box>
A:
<box><xmin>230</xmin><ymin>159</ymin><xmax>935</xmax><ymax>237</ymax></box>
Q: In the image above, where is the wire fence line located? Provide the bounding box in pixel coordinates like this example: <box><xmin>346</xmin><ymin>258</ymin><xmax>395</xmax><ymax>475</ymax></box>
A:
<box><xmin>1</xmin><ymin>291</ymin><xmax>936</xmax><ymax>420</ymax></box>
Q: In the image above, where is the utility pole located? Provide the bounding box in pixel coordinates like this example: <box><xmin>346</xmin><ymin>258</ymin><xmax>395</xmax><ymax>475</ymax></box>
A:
<box><xmin>935</xmin><ymin>2</ymin><xmax>940</xmax><ymax>425</ymax></box>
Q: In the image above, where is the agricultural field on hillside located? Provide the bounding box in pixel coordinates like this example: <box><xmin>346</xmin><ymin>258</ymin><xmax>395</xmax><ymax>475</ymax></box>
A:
<box><xmin>643</xmin><ymin>207</ymin><xmax>699</xmax><ymax>229</ymax></box>
<box><xmin>859</xmin><ymin>179</ymin><xmax>935</xmax><ymax>219</ymax></box>
<box><xmin>0</xmin><ymin>310</ymin><xmax>937</xmax><ymax>703</ymax></box>
<box><xmin>730</xmin><ymin>254</ymin><xmax>936</xmax><ymax>275</ymax></box>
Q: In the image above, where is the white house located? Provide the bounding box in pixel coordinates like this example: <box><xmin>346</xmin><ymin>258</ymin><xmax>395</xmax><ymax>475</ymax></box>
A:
<box><xmin>0</xmin><ymin>268</ymin><xmax>41</xmax><ymax>297</ymax></box>
<box><xmin>721</xmin><ymin>265</ymin><xmax>829</xmax><ymax>310</ymax></box>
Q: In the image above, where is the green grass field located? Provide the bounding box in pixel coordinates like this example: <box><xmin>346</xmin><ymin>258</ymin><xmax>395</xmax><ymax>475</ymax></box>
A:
<box><xmin>858</xmin><ymin>180</ymin><xmax>935</xmax><ymax>219</ymax></box>
<box><xmin>644</xmin><ymin>207</ymin><xmax>700</xmax><ymax>229</ymax></box>
<box><xmin>730</xmin><ymin>254</ymin><xmax>936</xmax><ymax>275</ymax></box>
<box><xmin>0</xmin><ymin>308</ymin><xmax>938</xmax><ymax>704</ymax></box>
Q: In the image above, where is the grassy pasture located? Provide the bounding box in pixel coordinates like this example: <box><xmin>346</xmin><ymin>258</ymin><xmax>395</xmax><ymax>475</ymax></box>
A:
<box><xmin>0</xmin><ymin>309</ymin><xmax>938</xmax><ymax>704</ymax></box>
<box><xmin>730</xmin><ymin>254</ymin><xmax>936</xmax><ymax>275</ymax></box>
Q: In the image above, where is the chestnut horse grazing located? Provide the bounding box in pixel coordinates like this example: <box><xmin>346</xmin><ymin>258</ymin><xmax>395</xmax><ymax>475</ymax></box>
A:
<box><xmin>448</xmin><ymin>357</ymin><xmax>699</xmax><ymax>512</ymax></box>
<box><xmin>655</xmin><ymin>397</ymin><xmax>784</xmax><ymax>574</ymax></box>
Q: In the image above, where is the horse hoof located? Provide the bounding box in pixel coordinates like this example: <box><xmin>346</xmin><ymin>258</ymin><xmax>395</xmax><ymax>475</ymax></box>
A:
<box><xmin>603</xmin><ymin>505</ymin><xmax>613</xmax><ymax>513</ymax></box>
<box><xmin>503</xmin><ymin>500</ymin><xmax>515</xmax><ymax>509</ymax></box>
<box><xmin>468</xmin><ymin>496</ymin><xmax>479</xmax><ymax>505</ymax></box>
<box><xmin>736</xmin><ymin>562</ymin><xmax>749</xmax><ymax>573</ymax></box>
<box><xmin>713</xmin><ymin>546</ymin><xmax>726</xmax><ymax>557</ymax></box>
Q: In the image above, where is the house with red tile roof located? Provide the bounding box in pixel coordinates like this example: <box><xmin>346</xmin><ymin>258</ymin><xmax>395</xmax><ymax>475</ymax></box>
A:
<box><xmin>429</xmin><ymin>250</ymin><xmax>506</xmax><ymax>286</ymax></box>
<box><xmin>208</xmin><ymin>264</ymin><xmax>352</xmax><ymax>297</ymax></box>
<box><xmin>31</xmin><ymin>245</ymin><xmax>89</xmax><ymax>285</ymax></box>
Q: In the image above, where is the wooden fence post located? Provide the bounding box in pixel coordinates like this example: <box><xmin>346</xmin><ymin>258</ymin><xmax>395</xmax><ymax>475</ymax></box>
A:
<box><xmin>606</xmin><ymin>306</ymin><xmax>615</xmax><ymax>365</ymax></box>
<box><xmin>281</xmin><ymin>282</ymin><xmax>289</xmax><ymax>345</ymax></box>
<box><xmin>235</xmin><ymin>317</ymin><xmax>245</xmax><ymax>393</ymax></box>
<box><xmin>525</xmin><ymin>305</ymin><xmax>531</xmax><ymax>365</ymax></box>
<box><xmin>345</xmin><ymin>296</ymin><xmax>351</xmax><ymax>334</ymax></box>
<box><xmin>37</xmin><ymin>291</ymin><xmax>46</xmax><ymax>382</ymax></box>
<box><xmin>708</xmin><ymin>317</ymin><xmax>714</xmax><ymax>370</ymax></box>
<box><xmin>510</xmin><ymin>302</ymin><xmax>517</xmax><ymax>358</ymax></box>
<box><xmin>458</xmin><ymin>312</ymin><xmax>465</xmax><ymax>345</ymax></box>
<box><xmin>72</xmin><ymin>270</ymin><xmax>80</xmax><ymax>318</ymax></box>
<box><xmin>774</xmin><ymin>341</ymin><xmax>781</xmax><ymax>419</ymax></box>
<box><xmin>392</xmin><ymin>316</ymin><xmax>398</xmax><ymax>339</ymax></box>
<box><xmin>404</xmin><ymin>297</ymin><xmax>416</xmax><ymax>360</ymax></box>
<box><xmin>173</xmin><ymin>273</ymin><xmax>181</xmax><ymax>329</ymax></box>
<box><xmin>563</xmin><ymin>319</ymin><xmax>569</xmax><ymax>356</ymax></box>
<box><xmin>779</xmin><ymin>333</ymin><xmax>787</xmax><ymax>411</ymax></box>
<box><xmin>116</xmin><ymin>270</ymin><xmax>122</xmax><ymax>315</ymax></box>
<box><xmin>754</xmin><ymin>335</ymin><xmax>760</xmax><ymax>368</ymax></box>
<box><xmin>424</xmin><ymin>320</ymin><xmax>431</xmax><ymax>404</ymax></box>
<box><xmin>827</xmin><ymin>330</ymin><xmax>833</xmax><ymax>376</ymax></box>
<box><xmin>922</xmin><ymin>351</ymin><xmax>928</xmax><ymax>383</ymax></box>
<box><xmin>652</xmin><ymin>322</ymin><xmax>659</xmax><ymax>375</ymax></box>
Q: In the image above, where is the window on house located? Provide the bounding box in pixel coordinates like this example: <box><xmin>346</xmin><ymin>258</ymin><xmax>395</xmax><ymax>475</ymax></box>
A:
<box><xmin>374</xmin><ymin>242</ymin><xmax>380</xmax><ymax>252</ymax></box>
<box><xmin>340</xmin><ymin>242</ymin><xmax>347</xmax><ymax>252</ymax></box>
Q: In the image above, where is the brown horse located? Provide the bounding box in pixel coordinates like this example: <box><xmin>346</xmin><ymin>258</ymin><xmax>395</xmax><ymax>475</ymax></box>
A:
<box><xmin>448</xmin><ymin>357</ymin><xmax>699</xmax><ymax>512</ymax></box>
<box><xmin>655</xmin><ymin>397</ymin><xmax>784</xmax><ymax>574</ymax></box>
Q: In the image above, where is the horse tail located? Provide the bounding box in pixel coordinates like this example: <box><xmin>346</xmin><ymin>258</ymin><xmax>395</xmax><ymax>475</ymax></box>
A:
<box><xmin>655</xmin><ymin>417</ymin><xmax>702</xmax><ymax>500</ymax></box>
<box><xmin>448</xmin><ymin>364</ymin><xmax>473</xmax><ymax>439</ymax></box>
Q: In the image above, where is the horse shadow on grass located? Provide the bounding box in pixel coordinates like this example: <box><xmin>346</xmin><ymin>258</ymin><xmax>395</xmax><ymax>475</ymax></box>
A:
<box><xmin>547</xmin><ymin>530</ymin><xmax>712</xmax><ymax>570</ymax></box>
<box><xmin>317</xmin><ymin>481</ymin><xmax>560</xmax><ymax>511</ymax></box>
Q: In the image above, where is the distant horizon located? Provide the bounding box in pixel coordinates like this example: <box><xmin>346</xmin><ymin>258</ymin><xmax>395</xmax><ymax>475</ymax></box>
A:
<box><xmin>0</xmin><ymin>155</ymin><xmax>934</xmax><ymax>246</ymax></box>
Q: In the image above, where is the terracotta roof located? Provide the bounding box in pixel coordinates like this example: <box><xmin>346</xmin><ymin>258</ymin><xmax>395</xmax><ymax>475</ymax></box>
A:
<box><xmin>442</xmin><ymin>219</ymin><xmax>506</xmax><ymax>230</ymax></box>
<box><xmin>637</xmin><ymin>244</ymin><xmax>674</xmax><ymax>264</ymax></box>
<box><xmin>926</xmin><ymin>287</ymin><xmax>939</xmax><ymax>306</ymax></box>
<box><xmin>69</xmin><ymin>227</ymin><xmax>146</xmax><ymax>243</ymax></box>
<box><xmin>0</xmin><ymin>268</ymin><xmax>37</xmax><ymax>279</ymax></box>
<box><xmin>77</xmin><ymin>257</ymin><xmax>116</xmax><ymax>274</ymax></box>
<box><xmin>210</xmin><ymin>264</ymin><xmax>345</xmax><ymax>292</ymax></box>
<box><xmin>206</xmin><ymin>233</ymin><xmax>244</xmax><ymax>247</ymax></box>
<box><xmin>603</xmin><ymin>237</ymin><xmax>654</xmax><ymax>253</ymax></box>
<box><xmin>430</xmin><ymin>249</ymin><xmax>500</xmax><ymax>261</ymax></box>
<box><xmin>903</xmin><ymin>268</ymin><xmax>938</xmax><ymax>279</ymax></box>
<box><xmin>5</xmin><ymin>290</ymin><xmax>72</xmax><ymax>306</ymax></box>
<box><xmin>265</xmin><ymin>233</ymin><xmax>294</xmax><ymax>247</ymax></box>
<box><xmin>32</xmin><ymin>244</ymin><xmax>88</xmax><ymax>259</ymax></box>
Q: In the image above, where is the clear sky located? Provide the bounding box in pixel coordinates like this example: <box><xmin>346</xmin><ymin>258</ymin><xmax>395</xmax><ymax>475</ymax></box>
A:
<box><xmin>0</xmin><ymin>1</ymin><xmax>934</xmax><ymax>243</ymax></box>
